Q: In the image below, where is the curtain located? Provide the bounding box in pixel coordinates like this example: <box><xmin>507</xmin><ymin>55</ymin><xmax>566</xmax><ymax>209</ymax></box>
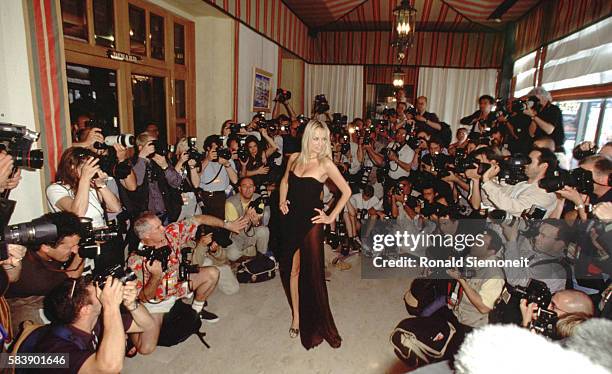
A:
<box><xmin>417</xmin><ymin>67</ymin><xmax>498</xmax><ymax>136</ymax></box>
<box><xmin>513</xmin><ymin>50</ymin><xmax>537</xmax><ymax>98</ymax></box>
<box><xmin>304</xmin><ymin>64</ymin><xmax>363</xmax><ymax>121</ymax></box>
<box><xmin>542</xmin><ymin>16</ymin><xmax>612</xmax><ymax>92</ymax></box>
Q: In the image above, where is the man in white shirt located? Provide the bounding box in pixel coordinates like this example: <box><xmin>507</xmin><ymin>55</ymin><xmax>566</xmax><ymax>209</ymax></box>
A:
<box><xmin>364</xmin><ymin>127</ymin><xmax>414</xmax><ymax>190</ymax></box>
<box><xmin>480</xmin><ymin>147</ymin><xmax>558</xmax><ymax>217</ymax></box>
<box><xmin>345</xmin><ymin>185</ymin><xmax>385</xmax><ymax>245</ymax></box>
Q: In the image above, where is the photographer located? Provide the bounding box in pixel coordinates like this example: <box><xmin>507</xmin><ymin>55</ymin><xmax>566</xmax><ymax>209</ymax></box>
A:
<box><xmin>460</xmin><ymin>95</ymin><xmax>497</xmax><ymax>137</ymax></box>
<box><xmin>32</xmin><ymin>276</ymin><xmax>156</xmax><ymax>372</ymax></box>
<box><xmin>272</xmin><ymin>89</ymin><xmax>297</xmax><ymax>120</ymax></box>
<box><xmin>133</xmin><ymin>133</ymin><xmax>183</xmax><ymax>225</ymax></box>
<box><xmin>345</xmin><ymin>185</ymin><xmax>384</xmax><ymax>246</ymax></box>
<box><xmin>525</xmin><ymin>87</ymin><xmax>565</xmax><ymax>152</ymax></box>
<box><xmin>240</xmin><ymin>131</ymin><xmax>278</xmax><ymax>187</ymax></box>
<box><xmin>366</xmin><ymin>127</ymin><xmax>414</xmax><ymax>186</ymax></box>
<box><xmin>223</xmin><ymin>177</ymin><xmax>270</xmax><ymax>261</ymax></box>
<box><xmin>448</xmin><ymin>128</ymin><xmax>468</xmax><ymax>156</ymax></box>
<box><xmin>480</xmin><ymin>147</ymin><xmax>558</xmax><ymax>217</ymax></box>
<box><xmin>410</xmin><ymin>96</ymin><xmax>447</xmax><ymax>141</ymax></box>
<box><xmin>6</xmin><ymin>212</ymin><xmax>83</xmax><ymax>328</ymax></box>
<box><xmin>520</xmin><ymin>289</ymin><xmax>594</xmax><ymax>338</ymax></box>
<box><xmin>173</xmin><ymin>138</ymin><xmax>203</xmax><ymax>220</ymax></box>
<box><xmin>502</xmin><ymin>219</ymin><xmax>571</xmax><ymax>293</ymax></box>
<box><xmin>497</xmin><ymin>99</ymin><xmax>532</xmax><ymax>155</ymax></box>
<box><xmin>197</xmin><ymin>135</ymin><xmax>239</xmax><ymax>219</ymax></box>
<box><xmin>394</xmin><ymin>231</ymin><xmax>504</xmax><ymax>368</ymax></box>
<box><xmin>390</xmin><ymin>178</ymin><xmax>418</xmax><ymax>220</ymax></box>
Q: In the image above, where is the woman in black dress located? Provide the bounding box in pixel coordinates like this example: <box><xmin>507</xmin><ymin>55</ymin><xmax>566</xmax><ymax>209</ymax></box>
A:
<box><xmin>279</xmin><ymin>120</ymin><xmax>352</xmax><ymax>349</ymax></box>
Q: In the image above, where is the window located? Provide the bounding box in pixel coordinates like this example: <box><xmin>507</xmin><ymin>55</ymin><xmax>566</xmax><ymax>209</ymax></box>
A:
<box><xmin>66</xmin><ymin>63</ymin><xmax>119</xmax><ymax>139</ymax></box>
<box><xmin>555</xmin><ymin>98</ymin><xmax>610</xmax><ymax>166</ymax></box>
<box><xmin>150</xmin><ymin>13</ymin><xmax>165</xmax><ymax>60</ymax></box>
<box><xmin>129</xmin><ymin>5</ymin><xmax>146</xmax><ymax>56</ymax></box>
<box><xmin>60</xmin><ymin>0</ymin><xmax>88</xmax><ymax>42</ymax></box>
<box><xmin>93</xmin><ymin>0</ymin><xmax>115</xmax><ymax>48</ymax></box>
<box><xmin>132</xmin><ymin>74</ymin><xmax>167</xmax><ymax>142</ymax></box>
<box><xmin>513</xmin><ymin>51</ymin><xmax>537</xmax><ymax>98</ymax></box>
<box><xmin>174</xmin><ymin>23</ymin><xmax>185</xmax><ymax>64</ymax></box>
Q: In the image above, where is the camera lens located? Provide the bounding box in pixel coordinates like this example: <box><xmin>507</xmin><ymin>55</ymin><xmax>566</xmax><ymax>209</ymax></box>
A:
<box><xmin>11</xmin><ymin>149</ymin><xmax>44</xmax><ymax>170</ymax></box>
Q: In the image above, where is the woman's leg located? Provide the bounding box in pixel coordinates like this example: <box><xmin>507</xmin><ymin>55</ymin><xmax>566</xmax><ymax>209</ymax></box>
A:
<box><xmin>290</xmin><ymin>249</ymin><xmax>301</xmax><ymax>329</ymax></box>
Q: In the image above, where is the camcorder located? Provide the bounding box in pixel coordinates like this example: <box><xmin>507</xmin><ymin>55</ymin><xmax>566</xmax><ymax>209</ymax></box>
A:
<box><xmin>276</xmin><ymin>88</ymin><xmax>291</xmax><ymax>103</ymax></box>
<box><xmin>186</xmin><ymin>137</ymin><xmax>205</xmax><ymax>163</ymax></box>
<box><xmin>178</xmin><ymin>247</ymin><xmax>199</xmax><ymax>282</ymax></box>
<box><xmin>79</xmin><ymin>217</ymin><xmax>120</xmax><ymax>259</ymax></box>
<box><xmin>539</xmin><ymin>168</ymin><xmax>594</xmax><ymax>194</ymax></box>
<box><xmin>0</xmin><ymin>216</ymin><xmax>58</xmax><ymax>260</ymax></box>
<box><xmin>511</xmin><ymin>279</ymin><xmax>558</xmax><ymax>338</ymax></box>
<box><xmin>498</xmin><ymin>154</ymin><xmax>530</xmax><ymax>185</ymax></box>
<box><xmin>0</xmin><ymin>123</ymin><xmax>44</xmax><ymax>170</ymax></box>
<box><xmin>314</xmin><ymin>94</ymin><xmax>330</xmax><ymax>114</ymax></box>
<box><xmin>136</xmin><ymin>244</ymin><xmax>172</xmax><ymax>272</ymax></box>
<box><xmin>94</xmin><ymin>264</ymin><xmax>137</xmax><ymax>289</ymax></box>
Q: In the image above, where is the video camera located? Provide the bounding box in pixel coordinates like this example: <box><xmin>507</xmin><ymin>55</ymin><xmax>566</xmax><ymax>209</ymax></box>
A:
<box><xmin>0</xmin><ymin>123</ymin><xmax>44</xmax><ymax>170</ymax></box>
<box><xmin>94</xmin><ymin>264</ymin><xmax>137</xmax><ymax>289</ymax></box>
<box><xmin>498</xmin><ymin>154</ymin><xmax>530</xmax><ymax>185</ymax></box>
<box><xmin>514</xmin><ymin>96</ymin><xmax>542</xmax><ymax>113</ymax></box>
<box><xmin>314</xmin><ymin>94</ymin><xmax>330</xmax><ymax>114</ymax></box>
<box><xmin>539</xmin><ymin>168</ymin><xmax>594</xmax><ymax>194</ymax></box>
<box><xmin>276</xmin><ymin>88</ymin><xmax>291</xmax><ymax>103</ymax></box>
<box><xmin>0</xmin><ymin>216</ymin><xmax>58</xmax><ymax>260</ymax></box>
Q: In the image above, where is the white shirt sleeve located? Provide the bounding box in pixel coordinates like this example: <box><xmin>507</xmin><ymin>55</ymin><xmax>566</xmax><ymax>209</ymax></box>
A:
<box><xmin>46</xmin><ymin>183</ymin><xmax>71</xmax><ymax>212</ymax></box>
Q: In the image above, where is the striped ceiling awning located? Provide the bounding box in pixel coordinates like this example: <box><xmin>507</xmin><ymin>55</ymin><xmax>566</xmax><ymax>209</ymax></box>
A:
<box><xmin>443</xmin><ymin>0</ymin><xmax>541</xmax><ymax>27</ymax></box>
<box><xmin>282</xmin><ymin>0</ymin><xmax>367</xmax><ymax>28</ymax></box>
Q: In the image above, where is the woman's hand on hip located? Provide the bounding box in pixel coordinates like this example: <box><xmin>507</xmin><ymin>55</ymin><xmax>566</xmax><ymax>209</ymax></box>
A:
<box><xmin>311</xmin><ymin>208</ymin><xmax>332</xmax><ymax>224</ymax></box>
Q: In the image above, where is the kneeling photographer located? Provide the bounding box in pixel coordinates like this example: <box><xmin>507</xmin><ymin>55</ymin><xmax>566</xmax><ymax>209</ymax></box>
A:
<box><xmin>126</xmin><ymin>212</ymin><xmax>247</xmax><ymax>349</ymax></box>
<box><xmin>391</xmin><ymin>231</ymin><xmax>504</xmax><ymax>368</ymax></box>
<box><xmin>223</xmin><ymin>177</ymin><xmax>270</xmax><ymax>262</ymax></box>
<box><xmin>27</xmin><ymin>275</ymin><xmax>156</xmax><ymax>373</ymax></box>
<box><xmin>6</xmin><ymin>212</ymin><xmax>84</xmax><ymax>330</ymax></box>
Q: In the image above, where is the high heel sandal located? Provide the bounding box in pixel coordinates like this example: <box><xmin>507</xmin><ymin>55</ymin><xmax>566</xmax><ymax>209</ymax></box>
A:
<box><xmin>289</xmin><ymin>327</ymin><xmax>300</xmax><ymax>338</ymax></box>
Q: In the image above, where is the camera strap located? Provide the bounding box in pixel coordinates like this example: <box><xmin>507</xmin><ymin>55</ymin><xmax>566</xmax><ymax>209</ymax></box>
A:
<box><xmin>202</xmin><ymin>163</ymin><xmax>224</xmax><ymax>186</ymax></box>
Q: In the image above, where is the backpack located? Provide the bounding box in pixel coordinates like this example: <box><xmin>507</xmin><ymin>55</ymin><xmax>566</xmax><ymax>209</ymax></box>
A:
<box><xmin>158</xmin><ymin>300</ymin><xmax>209</xmax><ymax>348</ymax></box>
<box><xmin>236</xmin><ymin>254</ymin><xmax>277</xmax><ymax>283</ymax></box>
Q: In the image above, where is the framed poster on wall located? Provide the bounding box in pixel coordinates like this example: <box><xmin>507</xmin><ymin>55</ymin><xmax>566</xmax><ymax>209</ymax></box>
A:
<box><xmin>252</xmin><ymin>67</ymin><xmax>273</xmax><ymax>112</ymax></box>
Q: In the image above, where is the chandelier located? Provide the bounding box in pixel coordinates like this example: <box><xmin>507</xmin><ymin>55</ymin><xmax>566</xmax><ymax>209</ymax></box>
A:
<box><xmin>392</xmin><ymin>67</ymin><xmax>405</xmax><ymax>88</ymax></box>
<box><xmin>391</xmin><ymin>0</ymin><xmax>417</xmax><ymax>62</ymax></box>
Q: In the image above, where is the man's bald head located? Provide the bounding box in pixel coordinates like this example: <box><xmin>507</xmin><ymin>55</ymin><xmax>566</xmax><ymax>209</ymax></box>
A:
<box><xmin>550</xmin><ymin>289</ymin><xmax>595</xmax><ymax>318</ymax></box>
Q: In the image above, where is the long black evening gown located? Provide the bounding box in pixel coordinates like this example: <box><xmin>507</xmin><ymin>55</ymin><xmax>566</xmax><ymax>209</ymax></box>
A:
<box><xmin>279</xmin><ymin>171</ymin><xmax>342</xmax><ymax>349</ymax></box>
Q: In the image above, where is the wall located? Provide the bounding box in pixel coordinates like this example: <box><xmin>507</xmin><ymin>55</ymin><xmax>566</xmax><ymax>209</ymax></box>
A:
<box><xmin>237</xmin><ymin>23</ymin><xmax>278</xmax><ymax>122</ymax></box>
<box><xmin>0</xmin><ymin>0</ymin><xmax>45</xmax><ymax>224</ymax></box>
<box><xmin>279</xmin><ymin>51</ymin><xmax>305</xmax><ymax>115</ymax></box>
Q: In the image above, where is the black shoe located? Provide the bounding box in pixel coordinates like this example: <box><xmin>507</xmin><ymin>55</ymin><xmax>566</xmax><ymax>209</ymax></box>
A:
<box><xmin>199</xmin><ymin>308</ymin><xmax>219</xmax><ymax>323</ymax></box>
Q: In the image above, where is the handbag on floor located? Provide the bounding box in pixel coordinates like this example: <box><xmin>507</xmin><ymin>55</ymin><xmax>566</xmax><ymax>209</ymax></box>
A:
<box><xmin>236</xmin><ymin>254</ymin><xmax>277</xmax><ymax>283</ymax></box>
<box><xmin>158</xmin><ymin>300</ymin><xmax>209</xmax><ymax>348</ymax></box>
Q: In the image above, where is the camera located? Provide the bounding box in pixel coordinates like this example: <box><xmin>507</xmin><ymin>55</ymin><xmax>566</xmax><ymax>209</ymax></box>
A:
<box><xmin>248</xmin><ymin>196</ymin><xmax>267</xmax><ymax>215</ymax></box>
<box><xmin>185</xmin><ymin>137</ymin><xmax>205</xmax><ymax>163</ymax></box>
<box><xmin>314</xmin><ymin>94</ymin><xmax>330</xmax><ymax>114</ymax></box>
<box><xmin>512</xmin><ymin>279</ymin><xmax>558</xmax><ymax>337</ymax></box>
<box><xmin>178</xmin><ymin>247</ymin><xmax>199</xmax><ymax>282</ymax></box>
<box><xmin>197</xmin><ymin>225</ymin><xmax>233</xmax><ymax>248</ymax></box>
<box><xmin>229</xmin><ymin>122</ymin><xmax>247</xmax><ymax>134</ymax></box>
<box><xmin>498</xmin><ymin>154</ymin><xmax>531</xmax><ymax>185</ymax></box>
<box><xmin>0</xmin><ymin>217</ymin><xmax>58</xmax><ymax>260</ymax></box>
<box><xmin>276</xmin><ymin>88</ymin><xmax>291</xmax><ymax>103</ymax></box>
<box><xmin>514</xmin><ymin>96</ymin><xmax>542</xmax><ymax>113</ymax></box>
<box><xmin>539</xmin><ymin>168</ymin><xmax>594</xmax><ymax>194</ymax></box>
<box><xmin>0</xmin><ymin>123</ymin><xmax>44</xmax><ymax>170</ymax></box>
<box><xmin>572</xmin><ymin>143</ymin><xmax>598</xmax><ymax>160</ymax></box>
<box><xmin>148</xmin><ymin>140</ymin><xmax>174</xmax><ymax>158</ymax></box>
<box><xmin>94</xmin><ymin>264</ymin><xmax>137</xmax><ymax>289</ymax></box>
<box><xmin>94</xmin><ymin>134</ymin><xmax>135</xmax><ymax>150</ymax></box>
<box><xmin>215</xmin><ymin>146</ymin><xmax>232</xmax><ymax>162</ymax></box>
<box><xmin>78</xmin><ymin>218</ymin><xmax>119</xmax><ymax>259</ymax></box>
<box><xmin>136</xmin><ymin>244</ymin><xmax>172</xmax><ymax>272</ymax></box>
<box><xmin>359</xmin><ymin>166</ymin><xmax>372</xmax><ymax>187</ymax></box>
<box><xmin>97</xmin><ymin>151</ymin><xmax>132</xmax><ymax>180</ymax></box>
<box><xmin>405</xmin><ymin>105</ymin><xmax>418</xmax><ymax>117</ymax></box>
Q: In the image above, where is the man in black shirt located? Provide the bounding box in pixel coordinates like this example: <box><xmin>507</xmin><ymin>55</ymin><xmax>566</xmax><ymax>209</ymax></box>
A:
<box><xmin>524</xmin><ymin>87</ymin><xmax>565</xmax><ymax>152</ymax></box>
<box><xmin>7</xmin><ymin>212</ymin><xmax>83</xmax><ymax>328</ymax></box>
<box><xmin>497</xmin><ymin>104</ymin><xmax>532</xmax><ymax>155</ymax></box>
<box><xmin>460</xmin><ymin>95</ymin><xmax>498</xmax><ymax>138</ymax></box>
<box><xmin>409</xmin><ymin>96</ymin><xmax>451</xmax><ymax>146</ymax></box>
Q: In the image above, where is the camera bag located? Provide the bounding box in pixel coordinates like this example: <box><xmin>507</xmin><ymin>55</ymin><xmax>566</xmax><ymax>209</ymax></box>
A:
<box><xmin>158</xmin><ymin>300</ymin><xmax>208</xmax><ymax>348</ymax></box>
<box><xmin>235</xmin><ymin>253</ymin><xmax>277</xmax><ymax>283</ymax></box>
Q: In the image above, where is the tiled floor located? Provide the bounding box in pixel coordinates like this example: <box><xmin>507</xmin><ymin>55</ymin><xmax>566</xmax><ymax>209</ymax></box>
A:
<box><xmin>124</xmin><ymin>246</ymin><xmax>412</xmax><ymax>374</ymax></box>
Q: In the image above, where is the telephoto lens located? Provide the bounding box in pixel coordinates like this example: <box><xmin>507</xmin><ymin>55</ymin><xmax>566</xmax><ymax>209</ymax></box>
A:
<box><xmin>104</xmin><ymin>134</ymin><xmax>135</xmax><ymax>148</ymax></box>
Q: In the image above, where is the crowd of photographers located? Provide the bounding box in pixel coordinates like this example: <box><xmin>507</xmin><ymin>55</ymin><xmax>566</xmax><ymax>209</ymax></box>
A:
<box><xmin>0</xmin><ymin>84</ymin><xmax>610</xmax><ymax>372</ymax></box>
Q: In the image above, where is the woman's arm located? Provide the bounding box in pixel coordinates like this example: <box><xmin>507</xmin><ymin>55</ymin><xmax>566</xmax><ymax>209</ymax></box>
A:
<box><xmin>261</xmin><ymin>129</ymin><xmax>278</xmax><ymax>158</ymax></box>
<box><xmin>322</xmin><ymin>158</ymin><xmax>352</xmax><ymax>221</ymax></box>
<box><xmin>280</xmin><ymin>153</ymin><xmax>298</xmax><ymax>206</ymax></box>
<box><xmin>55</xmin><ymin>157</ymin><xmax>100</xmax><ymax>216</ymax></box>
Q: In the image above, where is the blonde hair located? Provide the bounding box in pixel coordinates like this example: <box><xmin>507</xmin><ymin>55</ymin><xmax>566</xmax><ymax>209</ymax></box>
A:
<box><xmin>296</xmin><ymin>120</ymin><xmax>332</xmax><ymax>166</ymax></box>
<box><xmin>136</xmin><ymin>132</ymin><xmax>152</xmax><ymax>147</ymax></box>
<box><xmin>175</xmin><ymin>137</ymin><xmax>189</xmax><ymax>156</ymax></box>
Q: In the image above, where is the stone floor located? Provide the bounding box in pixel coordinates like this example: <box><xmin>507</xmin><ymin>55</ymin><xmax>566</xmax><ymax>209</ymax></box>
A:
<box><xmin>124</xmin><ymin>246</ymin><xmax>412</xmax><ymax>374</ymax></box>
